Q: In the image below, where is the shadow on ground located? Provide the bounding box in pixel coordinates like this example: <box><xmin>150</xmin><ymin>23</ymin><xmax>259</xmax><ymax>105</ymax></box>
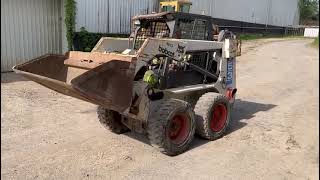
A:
<box><xmin>226</xmin><ymin>99</ymin><xmax>277</xmax><ymax>134</ymax></box>
<box><xmin>189</xmin><ymin>99</ymin><xmax>277</xmax><ymax>150</ymax></box>
<box><xmin>124</xmin><ymin>132</ymin><xmax>151</xmax><ymax>146</ymax></box>
<box><xmin>123</xmin><ymin>99</ymin><xmax>277</xmax><ymax>153</ymax></box>
<box><xmin>1</xmin><ymin>72</ymin><xmax>29</xmax><ymax>83</ymax></box>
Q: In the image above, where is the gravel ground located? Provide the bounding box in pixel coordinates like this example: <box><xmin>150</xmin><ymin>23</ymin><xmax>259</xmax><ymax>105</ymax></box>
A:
<box><xmin>1</xmin><ymin>38</ymin><xmax>319</xmax><ymax>180</ymax></box>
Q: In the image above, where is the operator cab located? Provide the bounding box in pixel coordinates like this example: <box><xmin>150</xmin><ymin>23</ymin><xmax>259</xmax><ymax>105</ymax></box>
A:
<box><xmin>131</xmin><ymin>12</ymin><xmax>222</xmax><ymax>89</ymax></box>
<box><xmin>131</xmin><ymin>12</ymin><xmax>216</xmax><ymax>50</ymax></box>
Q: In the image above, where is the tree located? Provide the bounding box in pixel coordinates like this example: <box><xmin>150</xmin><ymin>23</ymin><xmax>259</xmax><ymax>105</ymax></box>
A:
<box><xmin>299</xmin><ymin>0</ymin><xmax>319</xmax><ymax>24</ymax></box>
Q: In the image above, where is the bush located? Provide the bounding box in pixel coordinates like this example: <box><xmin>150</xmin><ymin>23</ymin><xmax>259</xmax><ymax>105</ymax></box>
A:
<box><xmin>73</xmin><ymin>27</ymin><xmax>129</xmax><ymax>52</ymax></box>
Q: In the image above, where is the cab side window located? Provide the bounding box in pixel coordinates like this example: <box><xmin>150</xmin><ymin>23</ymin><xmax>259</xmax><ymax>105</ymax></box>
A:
<box><xmin>176</xmin><ymin>19</ymin><xmax>194</xmax><ymax>39</ymax></box>
<box><xmin>192</xmin><ymin>19</ymin><xmax>208</xmax><ymax>40</ymax></box>
<box><xmin>175</xmin><ymin>18</ymin><xmax>208</xmax><ymax>40</ymax></box>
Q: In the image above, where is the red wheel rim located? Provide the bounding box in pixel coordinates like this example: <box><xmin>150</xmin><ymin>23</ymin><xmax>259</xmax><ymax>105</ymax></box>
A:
<box><xmin>210</xmin><ymin>103</ymin><xmax>227</xmax><ymax>132</ymax></box>
<box><xmin>168</xmin><ymin>114</ymin><xmax>190</xmax><ymax>144</ymax></box>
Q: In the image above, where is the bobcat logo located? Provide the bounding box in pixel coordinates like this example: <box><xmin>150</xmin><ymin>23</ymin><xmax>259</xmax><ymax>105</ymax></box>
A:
<box><xmin>158</xmin><ymin>45</ymin><xmax>175</xmax><ymax>57</ymax></box>
<box><xmin>176</xmin><ymin>44</ymin><xmax>186</xmax><ymax>53</ymax></box>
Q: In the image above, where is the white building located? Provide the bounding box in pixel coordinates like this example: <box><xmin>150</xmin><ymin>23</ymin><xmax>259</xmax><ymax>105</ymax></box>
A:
<box><xmin>190</xmin><ymin>0</ymin><xmax>300</xmax><ymax>27</ymax></box>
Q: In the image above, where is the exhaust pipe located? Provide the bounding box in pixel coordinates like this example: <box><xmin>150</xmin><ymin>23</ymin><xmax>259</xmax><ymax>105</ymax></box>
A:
<box><xmin>226</xmin><ymin>88</ymin><xmax>237</xmax><ymax>100</ymax></box>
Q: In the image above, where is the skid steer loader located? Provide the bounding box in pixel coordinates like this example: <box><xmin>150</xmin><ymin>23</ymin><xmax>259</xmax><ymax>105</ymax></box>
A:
<box><xmin>13</xmin><ymin>11</ymin><xmax>237</xmax><ymax>156</ymax></box>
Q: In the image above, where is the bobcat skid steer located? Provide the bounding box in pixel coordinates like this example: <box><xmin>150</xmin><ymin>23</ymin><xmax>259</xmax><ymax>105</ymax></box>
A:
<box><xmin>13</xmin><ymin>11</ymin><xmax>237</xmax><ymax>156</ymax></box>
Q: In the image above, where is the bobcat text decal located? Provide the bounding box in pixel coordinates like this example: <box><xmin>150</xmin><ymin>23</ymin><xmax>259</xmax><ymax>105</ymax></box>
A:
<box><xmin>158</xmin><ymin>45</ymin><xmax>175</xmax><ymax>57</ymax></box>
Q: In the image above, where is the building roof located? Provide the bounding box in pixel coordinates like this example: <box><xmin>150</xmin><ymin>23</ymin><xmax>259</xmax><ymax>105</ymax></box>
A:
<box><xmin>132</xmin><ymin>11</ymin><xmax>213</xmax><ymax>21</ymax></box>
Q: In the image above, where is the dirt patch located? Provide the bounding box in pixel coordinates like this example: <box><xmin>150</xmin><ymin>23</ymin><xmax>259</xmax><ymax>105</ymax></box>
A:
<box><xmin>286</xmin><ymin>135</ymin><xmax>301</xmax><ymax>150</ymax></box>
<box><xmin>1</xmin><ymin>38</ymin><xmax>319</xmax><ymax>180</ymax></box>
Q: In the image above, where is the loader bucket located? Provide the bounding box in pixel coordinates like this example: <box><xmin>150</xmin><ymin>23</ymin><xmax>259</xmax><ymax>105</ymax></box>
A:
<box><xmin>13</xmin><ymin>53</ymin><xmax>137</xmax><ymax>112</ymax></box>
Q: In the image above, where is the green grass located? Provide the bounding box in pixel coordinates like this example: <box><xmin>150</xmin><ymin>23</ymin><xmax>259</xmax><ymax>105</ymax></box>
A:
<box><xmin>239</xmin><ymin>34</ymin><xmax>264</xmax><ymax>40</ymax></box>
<box><xmin>239</xmin><ymin>33</ymin><xmax>303</xmax><ymax>41</ymax></box>
<box><xmin>312</xmin><ymin>36</ymin><xmax>319</xmax><ymax>47</ymax></box>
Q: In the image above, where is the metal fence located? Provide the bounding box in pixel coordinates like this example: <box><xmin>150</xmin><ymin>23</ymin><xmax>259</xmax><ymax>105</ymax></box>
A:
<box><xmin>220</xmin><ymin>26</ymin><xmax>307</xmax><ymax>37</ymax></box>
<box><xmin>212</xmin><ymin>17</ymin><xmax>308</xmax><ymax>36</ymax></box>
<box><xmin>284</xmin><ymin>27</ymin><xmax>305</xmax><ymax>36</ymax></box>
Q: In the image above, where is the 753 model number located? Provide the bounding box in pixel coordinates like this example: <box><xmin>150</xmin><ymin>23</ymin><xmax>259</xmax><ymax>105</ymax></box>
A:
<box><xmin>226</xmin><ymin>59</ymin><xmax>233</xmax><ymax>86</ymax></box>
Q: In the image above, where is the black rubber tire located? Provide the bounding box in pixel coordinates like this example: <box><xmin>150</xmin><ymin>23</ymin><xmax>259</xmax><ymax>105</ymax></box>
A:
<box><xmin>97</xmin><ymin>106</ymin><xmax>129</xmax><ymax>134</ymax></box>
<box><xmin>194</xmin><ymin>93</ymin><xmax>230</xmax><ymax>140</ymax></box>
<box><xmin>147</xmin><ymin>99</ymin><xmax>195</xmax><ymax>156</ymax></box>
